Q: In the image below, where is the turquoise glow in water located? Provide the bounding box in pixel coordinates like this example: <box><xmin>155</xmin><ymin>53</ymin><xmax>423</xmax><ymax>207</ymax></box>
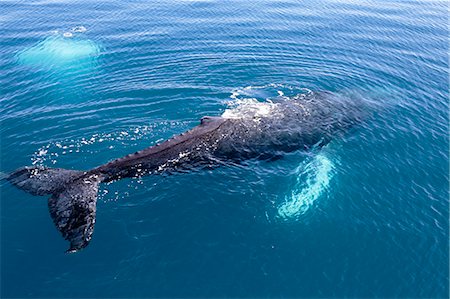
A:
<box><xmin>17</xmin><ymin>34</ymin><xmax>99</xmax><ymax>68</ymax></box>
<box><xmin>278</xmin><ymin>152</ymin><xmax>335</xmax><ymax>218</ymax></box>
<box><xmin>1</xmin><ymin>0</ymin><xmax>448</xmax><ymax>298</ymax></box>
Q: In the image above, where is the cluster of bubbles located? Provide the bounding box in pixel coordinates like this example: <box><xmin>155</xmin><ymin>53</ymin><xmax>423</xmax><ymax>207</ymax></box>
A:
<box><xmin>222</xmin><ymin>97</ymin><xmax>278</xmax><ymax>119</ymax></box>
<box><xmin>222</xmin><ymin>84</ymin><xmax>312</xmax><ymax>120</ymax></box>
<box><xmin>31</xmin><ymin>121</ymin><xmax>187</xmax><ymax>202</ymax></box>
<box><xmin>31</xmin><ymin>121</ymin><xmax>186</xmax><ymax>166</ymax></box>
<box><xmin>228</xmin><ymin>84</ymin><xmax>312</xmax><ymax>101</ymax></box>
<box><xmin>60</xmin><ymin>25</ymin><xmax>87</xmax><ymax>38</ymax></box>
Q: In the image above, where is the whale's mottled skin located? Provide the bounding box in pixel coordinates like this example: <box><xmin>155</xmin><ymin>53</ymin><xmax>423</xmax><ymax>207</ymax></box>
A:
<box><xmin>7</xmin><ymin>91</ymin><xmax>363</xmax><ymax>252</ymax></box>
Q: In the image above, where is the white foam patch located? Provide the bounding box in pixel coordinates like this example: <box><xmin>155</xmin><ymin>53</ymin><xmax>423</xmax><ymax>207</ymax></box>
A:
<box><xmin>224</xmin><ymin>84</ymin><xmax>314</xmax><ymax>120</ymax></box>
<box><xmin>221</xmin><ymin>98</ymin><xmax>279</xmax><ymax>119</ymax></box>
<box><xmin>230</xmin><ymin>84</ymin><xmax>311</xmax><ymax>101</ymax></box>
<box><xmin>17</xmin><ymin>35</ymin><xmax>100</xmax><ymax>68</ymax></box>
<box><xmin>72</xmin><ymin>26</ymin><xmax>87</xmax><ymax>33</ymax></box>
<box><xmin>278</xmin><ymin>153</ymin><xmax>335</xmax><ymax>218</ymax></box>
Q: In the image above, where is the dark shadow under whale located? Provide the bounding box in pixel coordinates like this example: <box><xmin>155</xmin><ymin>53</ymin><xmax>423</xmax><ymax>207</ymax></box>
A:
<box><xmin>7</xmin><ymin>91</ymin><xmax>365</xmax><ymax>252</ymax></box>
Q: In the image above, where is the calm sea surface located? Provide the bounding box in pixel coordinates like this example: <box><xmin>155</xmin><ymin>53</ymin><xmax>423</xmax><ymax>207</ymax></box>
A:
<box><xmin>0</xmin><ymin>0</ymin><xmax>448</xmax><ymax>298</ymax></box>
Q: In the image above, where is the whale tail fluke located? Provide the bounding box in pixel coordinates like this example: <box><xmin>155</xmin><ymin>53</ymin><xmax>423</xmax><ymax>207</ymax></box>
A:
<box><xmin>49</xmin><ymin>174</ymin><xmax>102</xmax><ymax>253</ymax></box>
<box><xmin>7</xmin><ymin>166</ymin><xmax>85</xmax><ymax>196</ymax></box>
<box><xmin>7</xmin><ymin>166</ymin><xmax>102</xmax><ymax>253</ymax></box>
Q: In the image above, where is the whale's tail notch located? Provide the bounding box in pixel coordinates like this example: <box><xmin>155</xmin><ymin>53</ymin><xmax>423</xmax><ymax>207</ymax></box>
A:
<box><xmin>7</xmin><ymin>166</ymin><xmax>102</xmax><ymax>253</ymax></box>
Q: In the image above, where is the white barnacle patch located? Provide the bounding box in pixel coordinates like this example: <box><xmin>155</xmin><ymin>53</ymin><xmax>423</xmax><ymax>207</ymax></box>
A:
<box><xmin>135</xmin><ymin>163</ymin><xmax>144</xmax><ymax>174</ymax></box>
<box><xmin>30</xmin><ymin>167</ymin><xmax>40</xmax><ymax>177</ymax></box>
<box><xmin>178</xmin><ymin>151</ymin><xmax>190</xmax><ymax>159</ymax></box>
<box><xmin>157</xmin><ymin>163</ymin><xmax>168</xmax><ymax>172</ymax></box>
<box><xmin>156</xmin><ymin>151</ymin><xmax>191</xmax><ymax>172</ymax></box>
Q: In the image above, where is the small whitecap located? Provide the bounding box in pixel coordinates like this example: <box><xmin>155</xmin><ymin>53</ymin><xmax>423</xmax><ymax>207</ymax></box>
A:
<box><xmin>63</xmin><ymin>32</ymin><xmax>73</xmax><ymax>38</ymax></box>
<box><xmin>230</xmin><ymin>91</ymin><xmax>239</xmax><ymax>99</ymax></box>
<box><xmin>38</xmin><ymin>148</ymin><xmax>48</xmax><ymax>156</ymax></box>
<box><xmin>72</xmin><ymin>25</ymin><xmax>87</xmax><ymax>33</ymax></box>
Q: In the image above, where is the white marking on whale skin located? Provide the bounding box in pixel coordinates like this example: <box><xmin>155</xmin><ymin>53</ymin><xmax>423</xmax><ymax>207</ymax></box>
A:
<box><xmin>278</xmin><ymin>153</ymin><xmax>335</xmax><ymax>219</ymax></box>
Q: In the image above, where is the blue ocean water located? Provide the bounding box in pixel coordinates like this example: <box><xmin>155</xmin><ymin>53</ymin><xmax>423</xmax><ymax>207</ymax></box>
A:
<box><xmin>0</xmin><ymin>0</ymin><xmax>448</xmax><ymax>297</ymax></box>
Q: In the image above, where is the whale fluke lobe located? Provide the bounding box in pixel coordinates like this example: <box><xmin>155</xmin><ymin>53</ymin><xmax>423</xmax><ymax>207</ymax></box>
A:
<box><xmin>7</xmin><ymin>166</ymin><xmax>84</xmax><ymax>196</ymax></box>
<box><xmin>8</xmin><ymin>167</ymin><xmax>101</xmax><ymax>253</ymax></box>
<box><xmin>48</xmin><ymin>175</ymin><xmax>101</xmax><ymax>253</ymax></box>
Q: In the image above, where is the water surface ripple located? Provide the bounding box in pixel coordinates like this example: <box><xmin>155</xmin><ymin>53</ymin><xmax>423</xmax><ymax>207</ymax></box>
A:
<box><xmin>0</xmin><ymin>0</ymin><xmax>448</xmax><ymax>298</ymax></box>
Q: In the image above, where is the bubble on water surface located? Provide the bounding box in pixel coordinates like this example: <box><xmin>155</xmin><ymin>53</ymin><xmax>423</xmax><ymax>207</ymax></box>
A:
<box><xmin>230</xmin><ymin>84</ymin><xmax>312</xmax><ymax>101</ymax></box>
<box><xmin>224</xmin><ymin>84</ymin><xmax>313</xmax><ymax>120</ymax></box>
<box><xmin>72</xmin><ymin>26</ymin><xmax>87</xmax><ymax>33</ymax></box>
<box><xmin>222</xmin><ymin>98</ymin><xmax>280</xmax><ymax>119</ymax></box>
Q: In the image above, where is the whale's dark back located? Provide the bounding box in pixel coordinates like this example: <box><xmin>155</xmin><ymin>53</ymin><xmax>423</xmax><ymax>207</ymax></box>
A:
<box><xmin>7</xmin><ymin>91</ymin><xmax>365</xmax><ymax>252</ymax></box>
<box><xmin>210</xmin><ymin>91</ymin><xmax>364</xmax><ymax>160</ymax></box>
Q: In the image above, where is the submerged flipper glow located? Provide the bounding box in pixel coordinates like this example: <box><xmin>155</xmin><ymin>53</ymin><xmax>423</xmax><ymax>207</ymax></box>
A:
<box><xmin>278</xmin><ymin>153</ymin><xmax>335</xmax><ymax>218</ymax></box>
<box><xmin>17</xmin><ymin>35</ymin><xmax>100</xmax><ymax>68</ymax></box>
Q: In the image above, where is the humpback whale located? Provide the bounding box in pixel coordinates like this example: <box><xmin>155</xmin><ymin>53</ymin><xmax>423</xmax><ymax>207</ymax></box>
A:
<box><xmin>7</xmin><ymin>91</ymin><xmax>363</xmax><ymax>252</ymax></box>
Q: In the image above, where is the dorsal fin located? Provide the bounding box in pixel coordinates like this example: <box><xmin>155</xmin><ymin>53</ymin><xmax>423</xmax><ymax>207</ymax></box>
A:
<box><xmin>100</xmin><ymin>116</ymin><xmax>227</xmax><ymax>169</ymax></box>
<box><xmin>200</xmin><ymin>116</ymin><xmax>223</xmax><ymax>125</ymax></box>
